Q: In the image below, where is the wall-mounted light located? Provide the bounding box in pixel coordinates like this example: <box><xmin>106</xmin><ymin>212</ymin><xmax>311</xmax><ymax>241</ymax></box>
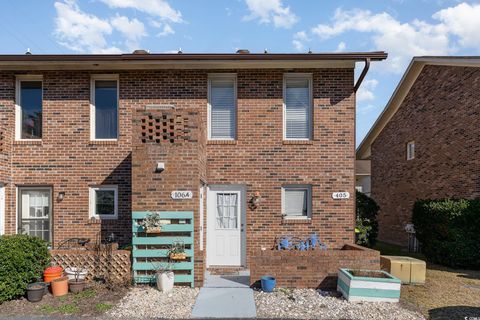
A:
<box><xmin>57</xmin><ymin>192</ymin><xmax>65</xmax><ymax>201</ymax></box>
<box><xmin>155</xmin><ymin>162</ymin><xmax>165</xmax><ymax>173</ymax></box>
<box><xmin>248</xmin><ymin>191</ymin><xmax>262</xmax><ymax>210</ymax></box>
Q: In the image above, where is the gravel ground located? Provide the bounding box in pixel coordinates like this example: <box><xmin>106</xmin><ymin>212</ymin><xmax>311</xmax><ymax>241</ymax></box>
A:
<box><xmin>254</xmin><ymin>289</ymin><xmax>425</xmax><ymax>320</ymax></box>
<box><xmin>107</xmin><ymin>286</ymin><xmax>199</xmax><ymax>319</ymax></box>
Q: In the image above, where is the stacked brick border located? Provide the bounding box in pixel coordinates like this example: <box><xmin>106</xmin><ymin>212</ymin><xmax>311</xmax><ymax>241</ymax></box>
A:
<box><xmin>250</xmin><ymin>244</ymin><xmax>380</xmax><ymax>289</ymax></box>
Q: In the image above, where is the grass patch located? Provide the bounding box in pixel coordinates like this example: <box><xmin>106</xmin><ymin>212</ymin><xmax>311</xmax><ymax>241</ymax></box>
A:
<box><xmin>74</xmin><ymin>288</ymin><xmax>96</xmax><ymax>300</ymax></box>
<box><xmin>374</xmin><ymin>241</ymin><xmax>425</xmax><ymax>260</ymax></box>
<box><xmin>57</xmin><ymin>303</ymin><xmax>79</xmax><ymax>314</ymax></box>
<box><xmin>95</xmin><ymin>303</ymin><xmax>113</xmax><ymax>312</ymax></box>
<box><xmin>39</xmin><ymin>305</ymin><xmax>56</xmax><ymax>314</ymax></box>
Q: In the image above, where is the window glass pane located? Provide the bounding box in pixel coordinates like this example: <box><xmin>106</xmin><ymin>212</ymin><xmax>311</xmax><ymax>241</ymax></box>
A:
<box><xmin>95</xmin><ymin>189</ymin><xmax>115</xmax><ymax>215</ymax></box>
<box><xmin>95</xmin><ymin>80</ymin><xmax>118</xmax><ymax>139</ymax></box>
<box><xmin>19</xmin><ymin>189</ymin><xmax>50</xmax><ymax>241</ymax></box>
<box><xmin>20</xmin><ymin>81</ymin><xmax>42</xmax><ymax>139</ymax></box>
<box><xmin>284</xmin><ymin>188</ymin><xmax>308</xmax><ymax>216</ymax></box>
<box><xmin>210</xmin><ymin>78</ymin><xmax>236</xmax><ymax>139</ymax></box>
<box><xmin>216</xmin><ymin>193</ymin><xmax>238</xmax><ymax>229</ymax></box>
<box><xmin>285</xmin><ymin>78</ymin><xmax>310</xmax><ymax>139</ymax></box>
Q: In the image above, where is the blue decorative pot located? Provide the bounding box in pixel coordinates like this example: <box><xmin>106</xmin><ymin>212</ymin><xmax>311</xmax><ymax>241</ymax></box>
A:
<box><xmin>261</xmin><ymin>276</ymin><xmax>276</xmax><ymax>292</ymax></box>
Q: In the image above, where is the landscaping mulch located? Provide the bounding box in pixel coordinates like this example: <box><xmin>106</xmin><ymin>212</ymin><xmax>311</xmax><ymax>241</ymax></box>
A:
<box><xmin>0</xmin><ymin>281</ymin><xmax>128</xmax><ymax>318</ymax></box>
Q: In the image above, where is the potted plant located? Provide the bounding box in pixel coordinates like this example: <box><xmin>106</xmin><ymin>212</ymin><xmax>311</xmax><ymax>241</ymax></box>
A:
<box><xmin>68</xmin><ymin>266</ymin><xmax>87</xmax><ymax>293</ymax></box>
<box><xmin>51</xmin><ymin>276</ymin><xmax>69</xmax><ymax>297</ymax></box>
<box><xmin>169</xmin><ymin>241</ymin><xmax>186</xmax><ymax>260</ymax></box>
<box><xmin>153</xmin><ymin>262</ymin><xmax>174</xmax><ymax>292</ymax></box>
<box><xmin>65</xmin><ymin>266</ymin><xmax>88</xmax><ymax>281</ymax></box>
<box><xmin>26</xmin><ymin>282</ymin><xmax>46</xmax><ymax>302</ymax></box>
<box><xmin>139</xmin><ymin>212</ymin><xmax>164</xmax><ymax>233</ymax></box>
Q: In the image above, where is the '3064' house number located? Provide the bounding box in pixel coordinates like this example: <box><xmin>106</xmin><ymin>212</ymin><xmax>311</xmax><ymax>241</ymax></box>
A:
<box><xmin>171</xmin><ymin>191</ymin><xmax>193</xmax><ymax>200</ymax></box>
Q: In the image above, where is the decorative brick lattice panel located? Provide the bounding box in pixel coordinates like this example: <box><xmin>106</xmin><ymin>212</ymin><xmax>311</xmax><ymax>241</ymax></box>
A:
<box><xmin>50</xmin><ymin>249</ymin><xmax>131</xmax><ymax>284</ymax></box>
<box><xmin>140</xmin><ymin>113</ymin><xmax>190</xmax><ymax>144</ymax></box>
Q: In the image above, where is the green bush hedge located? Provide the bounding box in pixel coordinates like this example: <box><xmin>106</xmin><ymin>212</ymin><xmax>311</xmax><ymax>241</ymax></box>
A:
<box><xmin>412</xmin><ymin>198</ymin><xmax>480</xmax><ymax>269</ymax></box>
<box><xmin>355</xmin><ymin>191</ymin><xmax>379</xmax><ymax>248</ymax></box>
<box><xmin>0</xmin><ymin>235</ymin><xmax>50</xmax><ymax>303</ymax></box>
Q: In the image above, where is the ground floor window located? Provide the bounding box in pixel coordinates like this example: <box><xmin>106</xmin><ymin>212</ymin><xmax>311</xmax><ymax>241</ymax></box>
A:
<box><xmin>282</xmin><ymin>185</ymin><xmax>312</xmax><ymax>218</ymax></box>
<box><xmin>89</xmin><ymin>185</ymin><xmax>118</xmax><ymax>219</ymax></box>
<box><xmin>18</xmin><ymin>187</ymin><xmax>51</xmax><ymax>242</ymax></box>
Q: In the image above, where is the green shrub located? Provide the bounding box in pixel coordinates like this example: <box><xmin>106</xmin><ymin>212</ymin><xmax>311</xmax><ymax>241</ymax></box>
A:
<box><xmin>412</xmin><ymin>198</ymin><xmax>480</xmax><ymax>269</ymax></box>
<box><xmin>355</xmin><ymin>191</ymin><xmax>379</xmax><ymax>247</ymax></box>
<box><xmin>0</xmin><ymin>235</ymin><xmax>50</xmax><ymax>303</ymax></box>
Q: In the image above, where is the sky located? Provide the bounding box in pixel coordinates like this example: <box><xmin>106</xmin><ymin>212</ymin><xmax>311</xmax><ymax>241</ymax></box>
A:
<box><xmin>1</xmin><ymin>0</ymin><xmax>479</xmax><ymax>146</ymax></box>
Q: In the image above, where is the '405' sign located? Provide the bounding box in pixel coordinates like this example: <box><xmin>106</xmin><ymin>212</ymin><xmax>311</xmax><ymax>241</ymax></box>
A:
<box><xmin>171</xmin><ymin>191</ymin><xmax>193</xmax><ymax>200</ymax></box>
<box><xmin>332</xmin><ymin>192</ymin><xmax>350</xmax><ymax>200</ymax></box>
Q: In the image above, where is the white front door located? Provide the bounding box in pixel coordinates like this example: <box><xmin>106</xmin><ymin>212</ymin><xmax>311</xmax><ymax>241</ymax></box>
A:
<box><xmin>0</xmin><ymin>184</ymin><xmax>5</xmax><ymax>235</ymax></box>
<box><xmin>207</xmin><ymin>185</ymin><xmax>245</xmax><ymax>267</ymax></box>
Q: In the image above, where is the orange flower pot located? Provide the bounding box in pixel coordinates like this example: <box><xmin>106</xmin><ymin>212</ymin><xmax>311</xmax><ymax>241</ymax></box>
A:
<box><xmin>44</xmin><ymin>266</ymin><xmax>63</xmax><ymax>283</ymax></box>
<box><xmin>51</xmin><ymin>276</ymin><xmax>69</xmax><ymax>297</ymax></box>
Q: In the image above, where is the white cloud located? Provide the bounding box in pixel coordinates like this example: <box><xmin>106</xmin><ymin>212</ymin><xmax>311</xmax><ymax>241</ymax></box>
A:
<box><xmin>358</xmin><ymin>104</ymin><xmax>376</xmax><ymax>116</ymax></box>
<box><xmin>100</xmin><ymin>0</ymin><xmax>182</xmax><ymax>23</ymax></box>
<box><xmin>292</xmin><ymin>31</ymin><xmax>309</xmax><ymax>51</ymax></box>
<box><xmin>157</xmin><ymin>24</ymin><xmax>174</xmax><ymax>37</ymax></box>
<box><xmin>53</xmin><ymin>0</ymin><xmax>121</xmax><ymax>53</ymax></box>
<box><xmin>433</xmin><ymin>3</ymin><xmax>480</xmax><ymax>48</ymax></box>
<box><xmin>244</xmin><ymin>0</ymin><xmax>298</xmax><ymax>29</ymax></box>
<box><xmin>335</xmin><ymin>41</ymin><xmax>346</xmax><ymax>52</ymax></box>
<box><xmin>357</xmin><ymin>78</ymin><xmax>379</xmax><ymax>102</ymax></box>
<box><xmin>311</xmin><ymin>8</ymin><xmax>452</xmax><ymax>72</ymax></box>
<box><xmin>111</xmin><ymin>15</ymin><xmax>146</xmax><ymax>50</ymax></box>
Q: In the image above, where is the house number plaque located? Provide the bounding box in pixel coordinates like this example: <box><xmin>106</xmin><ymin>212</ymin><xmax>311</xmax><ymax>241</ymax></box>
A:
<box><xmin>332</xmin><ymin>192</ymin><xmax>350</xmax><ymax>199</ymax></box>
<box><xmin>171</xmin><ymin>191</ymin><xmax>193</xmax><ymax>200</ymax></box>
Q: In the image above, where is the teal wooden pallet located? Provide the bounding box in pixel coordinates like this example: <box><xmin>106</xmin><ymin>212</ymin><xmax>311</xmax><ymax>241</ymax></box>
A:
<box><xmin>132</xmin><ymin>211</ymin><xmax>194</xmax><ymax>287</ymax></box>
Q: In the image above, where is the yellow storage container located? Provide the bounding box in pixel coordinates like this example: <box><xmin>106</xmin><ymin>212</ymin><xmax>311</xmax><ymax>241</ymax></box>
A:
<box><xmin>380</xmin><ymin>255</ymin><xmax>426</xmax><ymax>285</ymax></box>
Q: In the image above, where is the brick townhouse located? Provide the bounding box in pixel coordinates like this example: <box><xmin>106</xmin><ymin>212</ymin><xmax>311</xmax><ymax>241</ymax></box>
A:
<box><xmin>357</xmin><ymin>56</ymin><xmax>480</xmax><ymax>247</ymax></box>
<box><xmin>0</xmin><ymin>51</ymin><xmax>387</xmax><ymax>284</ymax></box>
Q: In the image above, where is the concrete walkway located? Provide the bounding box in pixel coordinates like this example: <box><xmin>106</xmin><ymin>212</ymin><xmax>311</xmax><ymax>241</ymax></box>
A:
<box><xmin>191</xmin><ymin>272</ymin><xmax>257</xmax><ymax>319</ymax></box>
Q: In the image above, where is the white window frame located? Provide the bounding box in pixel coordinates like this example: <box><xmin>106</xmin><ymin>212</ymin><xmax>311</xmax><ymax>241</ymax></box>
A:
<box><xmin>89</xmin><ymin>185</ymin><xmax>118</xmax><ymax>220</ymax></box>
<box><xmin>90</xmin><ymin>74</ymin><xmax>119</xmax><ymax>141</ymax></box>
<box><xmin>15</xmin><ymin>75</ymin><xmax>43</xmax><ymax>141</ymax></box>
<box><xmin>207</xmin><ymin>73</ymin><xmax>237</xmax><ymax>141</ymax></box>
<box><xmin>0</xmin><ymin>184</ymin><xmax>5</xmax><ymax>235</ymax></box>
<box><xmin>283</xmin><ymin>73</ymin><xmax>313</xmax><ymax>141</ymax></box>
<box><xmin>407</xmin><ymin>141</ymin><xmax>415</xmax><ymax>160</ymax></box>
<box><xmin>17</xmin><ymin>186</ymin><xmax>52</xmax><ymax>242</ymax></box>
<box><xmin>281</xmin><ymin>185</ymin><xmax>312</xmax><ymax>219</ymax></box>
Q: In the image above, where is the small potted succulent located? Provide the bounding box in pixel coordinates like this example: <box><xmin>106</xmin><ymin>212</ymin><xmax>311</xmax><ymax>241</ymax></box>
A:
<box><xmin>26</xmin><ymin>282</ymin><xmax>46</xmax><ymax>302</ymax></box>
<box><xmin>169</xmin><ymin>241</ymin><xmax>186</xmax><ymax>260</ymax></box>
<box><xmin>139</xmin><ymin>212</ymin><xmax>164</xmax><ymax>233</ymax></box>
<box><xmin>68</xmin><ymin>266</ymin><xmax>87</xmax><ymax>293</ymax></box>
<box><xmin>153</xmin><ymin>262</ymin><xmax>174</xmax><ymax>293</ymax></box>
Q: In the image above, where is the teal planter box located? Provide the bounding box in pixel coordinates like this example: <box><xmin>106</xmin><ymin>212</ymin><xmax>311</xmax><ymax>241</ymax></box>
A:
<box><xmin>337</xmin><ymin>268</ymin><xmax>401</xmax><ymax>302</ymax></box>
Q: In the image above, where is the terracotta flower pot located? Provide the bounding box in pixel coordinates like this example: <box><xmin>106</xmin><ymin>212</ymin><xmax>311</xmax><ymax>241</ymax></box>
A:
<box><xmin>44</xmin><ymin>266</ymin><xmax>63</xmax><ymax>283</ymax></box>
<box><xmin>169</xmin><ymin>252</ymin><xmax>186</xmax><ymax>260</ymax></box>
<box><xmin>68</xmin><ymin>280</ymin><xmax>86</xmax><ymax>293</ymax></box>
<box><xmin>51</xmin><ymin>276</ymin><xmax>69</xmax><ymax>297</ymax></box>
<box><xmin>146</xmin><ymin>226</ymin><xmax>162</xmax><ymax>234</ymax></box>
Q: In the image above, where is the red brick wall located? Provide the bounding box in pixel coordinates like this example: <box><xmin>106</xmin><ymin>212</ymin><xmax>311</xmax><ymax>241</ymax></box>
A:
<box><xmin>250</xmin><ymin>244</ymin><xmax>380</xmax><ymax>289</ymax></box>
<box><xmin>371</xmin><ymin>65</ymin><xmax>480</xmax><ymax>246</ymax></box>
<box><xmin>0</xmin><ymin>68</ymin><xmax>356</xmax><ymax>286</ymax></box>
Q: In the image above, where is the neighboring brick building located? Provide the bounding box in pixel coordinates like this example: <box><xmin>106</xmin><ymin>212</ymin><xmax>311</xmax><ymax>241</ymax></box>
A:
<box><xmin>357</xmin><ymin>57</ymin><xmax>480</xmax><ymax>247</ymax></box>
<box><xmin>0</xmin><ymin>51</ymin><xmax>386</xmax><ymax>286</ymax></box>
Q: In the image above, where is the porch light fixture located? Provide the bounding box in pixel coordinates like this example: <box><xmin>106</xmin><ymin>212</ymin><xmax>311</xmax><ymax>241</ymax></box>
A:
<box><xmin>156</xmin><ymin>162</ymin><xmax>165</xmax><ymax>173</ymax></box>
<box><xmin>57</xmin><ymin>192</ymin><xmax>65</xmax><ymax>201</ymax></box>
<box><xmin>248</xmin><ymin>191</ymin><xmax>262</xmax><ymax>210</ymax></box>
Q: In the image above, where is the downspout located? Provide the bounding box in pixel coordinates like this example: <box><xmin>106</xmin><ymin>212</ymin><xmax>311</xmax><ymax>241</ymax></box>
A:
<box><xmin>354</xmin><ymin>58</ymin><xmax>371</xmax><ymax>92</ymax></box>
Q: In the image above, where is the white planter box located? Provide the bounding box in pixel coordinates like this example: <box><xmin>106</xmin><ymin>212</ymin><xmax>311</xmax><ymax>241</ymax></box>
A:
<box><xmin>156</xmin><ymin>271</ymin><xmax>174</xmax><ymax>292</ymax></box>
<box><xmin>337</xmin><ymin>268</ymin><xmax>401</xmax><ymax>302</ymax></box>
<box><xmin>65</xmin><ymin>267</ymin><xmax>88</xmax><ymax>281</ymax></box>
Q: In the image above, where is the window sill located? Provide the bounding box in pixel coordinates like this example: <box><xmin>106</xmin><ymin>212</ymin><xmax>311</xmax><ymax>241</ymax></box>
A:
<box><xmin>13</xmin><ymin>140</ymin><xmax>42</xmax><ymax>145</ymax></box>
<box><xmin>207</xmin><ymin>140</ymin><xmax>237</xmax><ymax>145</ymax></box>
<box><xmin>89</xmin><ymin>140</ymin><xmax>118</xmax><ymax>146</ymax></box>
<box><xmin>282</xmin><ymin>140</ymin><xmax>313</xmax><ymax>145</ymax></box>
<box><xmin>282</xmin><ymin>217</ymin><xmax>312</xmax><ymax>225</ymax></box>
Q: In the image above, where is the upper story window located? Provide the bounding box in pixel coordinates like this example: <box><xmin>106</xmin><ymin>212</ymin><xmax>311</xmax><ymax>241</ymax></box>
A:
<box><xmin>284</xmin><ymin>74</ymin><xmax>312</xmax><ymax>140</ymax></box>
<box><xmin>15</xmin><ymin>75</ymin><xmax>43</xmax><ymax>140</ymax></box>
<box><xmin>91</xmin><ymin>75</ymin><xmax>118</xmax><ymax>140</ymax></box>
<box><xmin>407</xmin><ymin>141</ymin><xmax>415</xmax><ymax>160</ymax></box>
<box><xmin>282</xmin><ymin>185</ymin><xmax>312</xmax><ymax>219</ymax></box>
<box><xmin>208</xmin><ymin>74</ymin><xmax>237</xmax><ymax>140</ymax></box>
